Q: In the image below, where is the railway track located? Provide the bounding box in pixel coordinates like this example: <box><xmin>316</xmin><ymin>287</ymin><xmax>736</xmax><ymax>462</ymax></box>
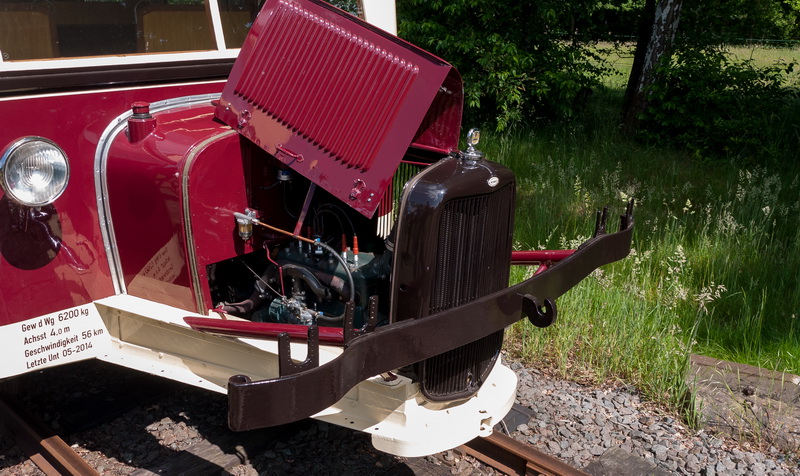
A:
<box><xmin>0</xmin><ymin>394</ymin><xmax>99</xmax><ymax>476</ymax></box>
<box><xmin>0</xmin><ymin>361</ymin><xmax>589</xmax><ymax>476</ymax></box>
<box><xmin>1</xmin><ymin>400</ymin><xmax>589</xmax><ymax>476</ymax></box>
<box><xmin>2</xmin><ymin>359</ymin><xmax>796</xmax><ymax>475</ymax></box>
<box><xmin>0</xmin><ymin>367</ymin><xmax>586</xmax><ymax>476</ymax></box>
<box><xmin>460</xmin><ymin>431</ymin><xmax>590</xmax><ymax>476</ymax></box>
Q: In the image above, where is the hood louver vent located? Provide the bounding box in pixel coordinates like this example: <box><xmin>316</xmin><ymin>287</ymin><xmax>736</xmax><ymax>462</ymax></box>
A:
<box><xmin>233</xmin><ymin>2</ymin><xmax>418</xmax><ymax>173</ymax></box>
<box><xmin>216</xmin><ymin>0</ymin><xmax>463</xmax><ymax>217</ymax></box>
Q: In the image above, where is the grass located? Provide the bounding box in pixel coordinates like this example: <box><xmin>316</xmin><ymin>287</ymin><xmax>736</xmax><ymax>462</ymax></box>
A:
<box><xmin>727</xmin><ymin>44</ymin><xmax>800</xmax><ymax>85</ymax></box>
<box><xmin>600</xmin><ymin>41</ymin><xmax>800</xmax><ymax>85</ymax></box>
<box><xmin>492</xmin><ymin>46</ymin><xmax>800</xmax><ymax>420</ymax></box>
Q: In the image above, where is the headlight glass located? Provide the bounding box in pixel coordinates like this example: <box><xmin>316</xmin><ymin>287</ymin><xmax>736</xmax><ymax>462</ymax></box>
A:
<box><xmin>0</xmin><ymin>138</ymin><xmax>70</xmax><ymax>207</ymax></box>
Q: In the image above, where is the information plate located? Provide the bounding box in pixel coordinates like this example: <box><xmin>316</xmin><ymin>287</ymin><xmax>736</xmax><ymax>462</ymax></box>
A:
<box><xmin>1</xmin><ymin>303</ymin><xmax>110</xmax><ymax>379</ymax></box>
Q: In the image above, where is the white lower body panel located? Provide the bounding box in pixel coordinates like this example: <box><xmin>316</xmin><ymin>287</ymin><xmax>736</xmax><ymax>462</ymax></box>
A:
<box><xmin>2</xmin><ymin>294</ymin><xmax>518</xmax><ymax>456</ymax></box>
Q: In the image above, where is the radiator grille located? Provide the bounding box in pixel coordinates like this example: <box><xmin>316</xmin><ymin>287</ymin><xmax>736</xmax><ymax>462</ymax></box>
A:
<box><xmin>419</xmin><ymin>184</ymin><xmax>515</xmax><ymax>400</ymax></box>
<box><xmin>430</xmin><ymin>186</ymin><xmax>514</xmax><ymax>314</ymax></box>
<box><xmin>418</xmin><ymin>329</ymin><xmax>505</xmax><ymax>400</ymax></box>
<box><xmin>233</xmin><ymin>0</ymin><xmax>418</xmax><ymax>172</ymax></box>
<box><xmin>375</xmin><ymin>162</ymin><xmax>425</xmax><ymax>238</ymax></box>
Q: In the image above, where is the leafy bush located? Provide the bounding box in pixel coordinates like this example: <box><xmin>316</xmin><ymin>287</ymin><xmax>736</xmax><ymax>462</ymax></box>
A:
<box><xmin>679</xmin><ymin>0</ymin><xmax>800</xmax><ymax>44</ymax></box>
<box><xmin>398</xmin><ymin>0</ymin><xmax>609</xmax><ymax>130</ymax></box>
<box><xmin>639</xmin><ymin>46</ymin><xmax>799</xmax><ymax>163</ymax></box>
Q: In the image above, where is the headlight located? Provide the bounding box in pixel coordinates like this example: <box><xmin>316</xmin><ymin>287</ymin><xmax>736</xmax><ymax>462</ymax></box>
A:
<box><xmin>0</xmin><ymin>137</ymin><xmax>70</xmax><ymax>207</ymax></box>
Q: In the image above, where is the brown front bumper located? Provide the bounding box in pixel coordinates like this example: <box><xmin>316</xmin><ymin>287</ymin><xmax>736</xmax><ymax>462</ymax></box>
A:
<box><xmin>227</xmin><ymin>201</ymin><xmax>634</xmax><ymax>431</ymax></box>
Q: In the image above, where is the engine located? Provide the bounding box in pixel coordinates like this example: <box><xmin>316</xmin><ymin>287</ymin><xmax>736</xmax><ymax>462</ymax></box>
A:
<box><xmin>206</xmin><ymin>132</ymin><xmax>515</xmax><ymax>402</ymax></box>
<box><xmin>211</xmin><ymin>196</ymin><xmax>393</xmax><ymax>329</ymax></box>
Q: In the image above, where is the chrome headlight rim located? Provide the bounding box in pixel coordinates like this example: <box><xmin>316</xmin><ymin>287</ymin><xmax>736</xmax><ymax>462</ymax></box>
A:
<box><xmin>0</xmin><ymin>136</ymin><xmax>70</xmax><ymax>208</ymax></box>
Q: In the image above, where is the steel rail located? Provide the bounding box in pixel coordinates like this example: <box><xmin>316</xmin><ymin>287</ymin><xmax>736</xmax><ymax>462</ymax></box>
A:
<box><xmin>460</xmin><ymin>431</ymin><xmax>590</xmax><ymax>476</ymax></box>
<box><xmin>0</xmin><ymin>394</ymin><xmax>100</xmax><ymax>476</ymax></box>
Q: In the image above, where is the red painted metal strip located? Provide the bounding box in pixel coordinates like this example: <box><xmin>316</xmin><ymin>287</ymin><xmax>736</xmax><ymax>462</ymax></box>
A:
<box><xmin>408</xmin><ymin>143</ymin><xmax>451</xmax><ymax>156</ymax></box>
<box><xmin>184</xmin><ymin>316</ymin><xmax>345</xmax><ymax>345</ymax></box>
<box><xmin>511</xmin><ymin>250</ymin><xmax>575</xmax><ymax>265</ymax></box>
<box><xmin>533</xmin><ymin>263</ymin><xmax>549</xmax><ymax>276</ymax></box>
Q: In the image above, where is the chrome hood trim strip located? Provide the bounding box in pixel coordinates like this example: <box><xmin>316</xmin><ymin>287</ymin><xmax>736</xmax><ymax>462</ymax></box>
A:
<box><xmin>94</xmin><ymin>93</ymin><xmax>222</xmax><ymax>295</ymax></box>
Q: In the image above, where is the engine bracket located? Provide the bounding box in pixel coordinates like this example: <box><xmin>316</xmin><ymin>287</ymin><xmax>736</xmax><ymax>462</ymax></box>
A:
<box><xmin>343</xmin><ymin>296</ymin><xmax>378</xmax><ymax>346</ymax></box>
<box><xmin>278</xmin><ymin>326</ymin><xmax>319</xmax><ymax>376</ymax></box>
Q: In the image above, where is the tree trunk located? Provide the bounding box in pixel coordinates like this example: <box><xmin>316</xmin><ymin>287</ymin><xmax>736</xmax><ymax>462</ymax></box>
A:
<box><xmin>622</xmin><ymin>0</ymin><xmax>656</xmax><ymax>114</ymax></box>
<box><xmin>622</xmin><ymin>0</ymin><xmax>683</xmax><ymax>132</ymax></box>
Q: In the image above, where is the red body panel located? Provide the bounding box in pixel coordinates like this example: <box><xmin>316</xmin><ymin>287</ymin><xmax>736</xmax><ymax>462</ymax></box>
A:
<box><xmin>106</xmin><ymin>102</ymin><xmax>253</xmax><ymax>312</ymax></box>
<box><xmin>0</xmin><ymin>82</ymin><xmax>225</xmax><ymax>325</ymax></box>
<box><xmin>0</xmin><ymin>1</ymin><xmax>465</xmax><ymax>325</ymax></box>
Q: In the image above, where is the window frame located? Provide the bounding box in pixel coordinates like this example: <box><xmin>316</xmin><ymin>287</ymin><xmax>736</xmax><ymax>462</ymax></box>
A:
<box><xmin>0</xmin><ymin>0</ymin><xmax>245</xmax><ymax>93</ymax></box>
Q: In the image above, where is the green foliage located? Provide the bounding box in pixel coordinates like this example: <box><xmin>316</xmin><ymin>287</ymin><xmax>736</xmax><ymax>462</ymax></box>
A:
<box><xmin>329</xmin><ymin>0</ymin><xmax>361</xmax><ymax>16</ymax></box>
<box><xmin>397</xmin><ymin>0</ymin><xmax>610</xmax><ymax>130</ymax></box>
<box><xmin>631</xmin><ymin>0</ymin><xmax>800</xmax><ymax>164</ymax></box>
<box><xmin>561</xmin><ymin>0</ymin><xmax>648</xmax><ymax>40</ymax></box>
<box><xmin>493</xmin><ymin>80</ymin><xmax>800</xmax><ymax>419</ymax></box>
<box><xmin>679</xmin><ymin>0</ymin><xmax>800</xmax><ymax>43</ymax></box>
<box><xmin>638</xmin><ymin>45</ymin><xmax>800</xmax><ymax>163</ymax></box>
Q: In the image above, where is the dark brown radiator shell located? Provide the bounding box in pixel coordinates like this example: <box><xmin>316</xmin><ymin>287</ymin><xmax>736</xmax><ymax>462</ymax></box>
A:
<box><xmin>390</xmin><ymin>157</ymin><xmax>515</xmax><ymax>401</ymax></box>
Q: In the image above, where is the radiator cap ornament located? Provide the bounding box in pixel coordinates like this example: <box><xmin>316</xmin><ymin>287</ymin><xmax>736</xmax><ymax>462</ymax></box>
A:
<box><xmin>462</xmin><ymin>128</ymin><xmax>484</xmax><ymax>161</ymax></box>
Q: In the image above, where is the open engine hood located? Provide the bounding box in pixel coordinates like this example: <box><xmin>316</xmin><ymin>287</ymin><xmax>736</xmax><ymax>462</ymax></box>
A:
<box><xmin>215</xmin><ymin>0</ymin><xmax>463</xmax><ymax>217</ymax></box>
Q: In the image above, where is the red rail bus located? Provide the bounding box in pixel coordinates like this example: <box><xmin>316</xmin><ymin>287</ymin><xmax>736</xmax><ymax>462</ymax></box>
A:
<box><xmin>0</xmin><ymin>0</ymin><xmax>633</xmax><ymax>456</ymax></box>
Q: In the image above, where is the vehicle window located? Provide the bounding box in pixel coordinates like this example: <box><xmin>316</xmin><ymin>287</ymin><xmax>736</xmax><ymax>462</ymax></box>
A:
<box><xmin>219</xmin><ymin>0</ymin><xmax>261</xmax><ymax>49</ymax></box>
<box><xmin>139</xmin><ymin>0</ymin><xmax>215</xmax><ymax>53</ymax></box>
<box><xmin>0</xmin><ymin>0</ymin><xmax>262</xmax><ymax>62</ymax></box>
<box><xmin>0</xmin><ymin>0</ymin><xmax>371</xmax><ymax>64</ymax></box>
<box><xmin>218</xmin><ymin>0</ymin><xmax>358</xmax><ymax>50</ymax></box>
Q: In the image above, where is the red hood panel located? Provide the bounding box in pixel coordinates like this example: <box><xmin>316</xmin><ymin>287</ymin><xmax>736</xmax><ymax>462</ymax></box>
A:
<box><xmin>216</xmin><ymin>0</ymin><xmax>462</xmax><ymax>216</ymax></box>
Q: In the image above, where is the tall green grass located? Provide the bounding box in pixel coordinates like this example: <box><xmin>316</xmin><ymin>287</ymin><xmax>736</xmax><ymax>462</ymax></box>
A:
<box><xmin>727</xmin><ymin>44</ymin><xmax>800</xmax><ymax>86</ymax></box>
<box><xmin>490</xmin><ymin>68</ymin><xmax>800</xmax><ymax>418</ymax></box>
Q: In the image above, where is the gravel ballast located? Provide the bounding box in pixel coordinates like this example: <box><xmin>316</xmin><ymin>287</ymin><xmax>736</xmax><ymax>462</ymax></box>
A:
<box><xmin>0</xmin><ymin>358</ymin><xmax>798</xmax><ymax>475</ymax></box>
<box><xmin>509</xmin><ymin>361</ymin><xmax>798</xmax><ymax>476</ymax></box>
